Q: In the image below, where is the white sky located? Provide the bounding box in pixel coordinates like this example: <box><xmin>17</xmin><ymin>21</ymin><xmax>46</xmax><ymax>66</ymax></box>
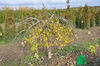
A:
<box><xmin>0</xmin><ymin>0</ymin><xmax>100</xmax><ymax>9</ymax></box>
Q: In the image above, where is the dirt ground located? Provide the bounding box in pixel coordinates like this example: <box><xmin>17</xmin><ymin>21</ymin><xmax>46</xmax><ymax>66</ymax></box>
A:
<box><xmin>0</xmin><ymin>27</ymin><xmax>100</xmax><ymax>66</ymax></box>
<box><xmin>76</xmin><ymin>27</ymin><xmax>100</xmax><ymax>42</ymax></box>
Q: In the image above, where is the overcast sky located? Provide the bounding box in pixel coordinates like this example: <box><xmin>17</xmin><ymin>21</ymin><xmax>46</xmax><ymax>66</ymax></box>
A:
<box><xmin>0</xmin><ymin>0</ymin><xmax>100</xmax><ymax>9</ymax></box>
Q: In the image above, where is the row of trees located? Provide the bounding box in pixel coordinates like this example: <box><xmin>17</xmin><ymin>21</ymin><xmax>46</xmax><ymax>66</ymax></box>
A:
<box><xmin>0</xmin><ymin>5</ymin><xmax>100</xmax><ymax>27</ymax></box>
<box><xmin>64</xmin><ymin>5</ymin><xmax>100</xmax><ymax>29</ymax></box>
<box><xmin>0</xmin><ymin>5</ymin><xmax>100</xmax><ymax>41</ymax></box>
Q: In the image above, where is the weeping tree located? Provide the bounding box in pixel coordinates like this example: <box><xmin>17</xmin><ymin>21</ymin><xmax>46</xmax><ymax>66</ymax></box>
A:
<box><xmin>14</xmin><ymin>10</ymin><xmax>75</xmax><ymax>59</ymax></box>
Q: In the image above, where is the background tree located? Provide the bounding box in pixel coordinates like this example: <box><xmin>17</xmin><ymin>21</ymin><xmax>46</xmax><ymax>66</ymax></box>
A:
<box><xmin>82</xmin><ymin>4</ymin><xmax>90</xmax><ymax>29</ymax></box>
<box><xmin>90</xmin><ymin>7</ymin><xmax>96</xmax><ymax>27</ymax></box>
<box><xmin>66</xmin><ymin>0</ymin><xmax>70</xmax><ymax>6</ymax></box>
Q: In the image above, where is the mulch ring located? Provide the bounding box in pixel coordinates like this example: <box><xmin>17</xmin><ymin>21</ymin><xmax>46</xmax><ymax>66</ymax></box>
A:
<box><xmin>48</xmin><ymin>47</ymin><xmax>100</xmax><ymax>66</ymax></box>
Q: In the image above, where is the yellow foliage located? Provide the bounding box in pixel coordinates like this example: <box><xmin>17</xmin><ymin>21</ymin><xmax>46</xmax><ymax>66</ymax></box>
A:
<box><xmin>22</xmin><ymin>16</ymin><xmax>75</xmax><ymax>57</ymax></box>
<box><xmin>34</xmin><ymin>53</ymin><xmax>39</xmax><ymax>59</ymax></box>
<box><xmin>89</xmin><ymin>45</ymin><xmax>95</xmax><ymax>50</ymax></box>
<box><xmin>96</xmin><ymin>44</ymin><xmax>99</xmax><ymax>47</ymax></box>
<box><xmin>89</xmin><ymin>45</ymin><xmax>96</xmax><ymax>54</ymax></box>
<box><xmin>21</xmin><ymin>42</ymin><xmax>25</xmax><ymax>47</ymax></box>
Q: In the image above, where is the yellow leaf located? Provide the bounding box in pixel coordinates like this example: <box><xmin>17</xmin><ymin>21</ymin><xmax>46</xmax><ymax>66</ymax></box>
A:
<box><xmin>0</xmin><ymin>32</ymin><xmax>2</xmax><ymax>36</ymax></box>
<box><xmin>96</xmin><ymin>44</ymin><xmax>99</xmax><ymax>47</ymax></box>
<box><xmin>39</xmin><ymin>28</ymin><xmax>42</xmax><ymax>32</ymax></box>
<box><xmin>88</xmin><ymin>31</ymin><xmax>91</xmax><ymax>34</ymax></box>
<box><xmin>45</xmin><ymin>37</ymin><xmax>48</xmax><ymax>40</ymax></box>
<box><xmin>24</xmin><ymin>41</ymin><xmax>26</xmax><ymax>43</ymax></box>
<box><xmin>21</xmin><ymin>42</ymin><xmax>25</xmax><ymax>47</ymax></box>
<box><xmin>30</xmin><ymin>45</ymin><xmax>36</xmax><ymax>52</ymax></box>
<box><xmin>51</xmin><ymin>20</ymin><xmax>54</xmax><ymax>23</ymax></box>
<box><xmin>63</xmin><ymin>44</ymin><xmax>66</xmax><ymax>47</ymax></box>
<box><xmin>34</xmin><ymin>53</ymin><xmax>39</xmax><ymax>59</ymax></box>
<box><xmin>47</xmin><ymin>45</ymin><xmax>49</xmax><ymax>48</ymax></box>
<box><xmin>89</xmin><ymin>45</ymin><xmax>95</xmax><ymax>50</ymax></box>
<box><xmin>50</xmin><ymin>24</ymin><xmax>53</xmax><ymax>26</ymax></box>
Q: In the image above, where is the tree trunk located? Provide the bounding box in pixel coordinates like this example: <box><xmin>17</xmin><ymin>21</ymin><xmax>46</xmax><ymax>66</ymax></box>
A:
<box><xmin>48</xmin><ymin>48</ymin><xmax>52</xmax><ymax>59</ymax></box>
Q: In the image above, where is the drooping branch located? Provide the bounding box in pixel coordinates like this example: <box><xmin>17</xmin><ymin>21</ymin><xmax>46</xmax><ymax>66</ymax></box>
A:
<box><xmin>10</xmin><ymin>17</ymin><xmax>40</xmax><ymax>29</ymax></box>
<box><xmin>14</xmin><ymin>14</ymin><xmax>54</xmax><ymax>41</ymax></box>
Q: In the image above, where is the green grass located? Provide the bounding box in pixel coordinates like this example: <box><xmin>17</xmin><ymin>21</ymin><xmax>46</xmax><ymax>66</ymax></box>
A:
<box><xmin>0</xmin><ymin>40</ymin><xmax>13</xmax><ymax>45</ymax></box>
<box><xmin>74</xmin><ymin>28</ymin><xmax>84</xmax><ymax>32</ymax></box>
<box><xmin>0</xmin><ymin>38</ymin><xmax>21</xmax><ymax>46</ymax></box>
<box><xmin>0</xmin><ymin>40</ymin><xmax>5</xmax><ymax>45</ymax></box>
<box><xmin>3</xmin><ymin>60</ymin><xmax>18</xmax><ymax>66</ymax></box>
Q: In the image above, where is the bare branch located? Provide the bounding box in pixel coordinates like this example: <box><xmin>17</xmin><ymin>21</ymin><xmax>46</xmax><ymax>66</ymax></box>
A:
<box><xmin>14</xmin><ymin>30</ymin><xmax>26</xmax><ymax>41</ymax></box>
<box><xmin>10</xmin><ymin>17</ymin><xmax>40</xmax><ymax>28</ymax></box>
